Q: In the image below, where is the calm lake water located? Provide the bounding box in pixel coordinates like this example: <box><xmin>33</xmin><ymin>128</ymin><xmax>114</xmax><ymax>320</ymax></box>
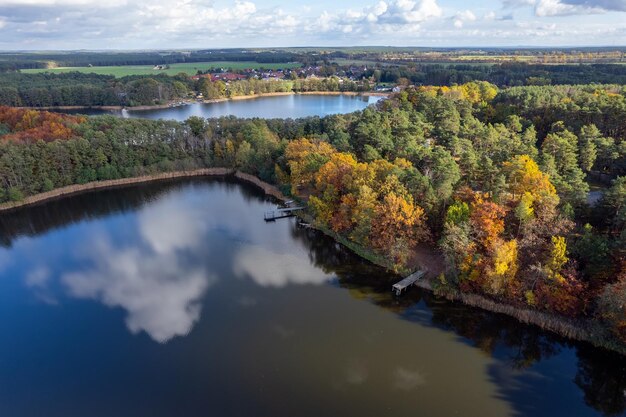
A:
<box><xmin>0</xmin><ymin>178</ymin><xmax>624</xmax><ymax>417</ymax></box>
<box><xmin>71</xmin><ymin>94</ymin><xmax>381</xmax><ymax>121</ymax></box>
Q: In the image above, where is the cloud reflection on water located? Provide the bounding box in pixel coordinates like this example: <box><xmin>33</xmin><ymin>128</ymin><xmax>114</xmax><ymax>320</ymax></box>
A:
<box><xmin>27</xmin><ymin>184</ymin><xmax>331</xmax><ymax>343</ymax></box>
<box><xmin>392</xmin><ymin>367</ymin><xmax>426</xmax><ymax>390</ymax></box>
<box><xmin>138</xmin><ymin>197</ymin><xmax>210</xmax><ymax>255</ymax></box>
<box><xmin>233</xmin><ymin>245</ymin><xmax>331</xmax><ymax>288</ymax></box>
<box><xmin>62</xmin><ymin>237</ymin><xmax>212</xmax><ymax>343</ymax></box>
<box><xmin>345</xmin><ymin>359</ymin><xmax>369</xmax><ymax>385</ymax></box>
<box><xmin>25</xmin><ymin>265</ymin><xmax>59</xmax><ymax>305</ymax></box>
<box><xmin>61</xmin><ymin>197</ymin><xmax>216</xmax><ymax>343</ymax></box>
<box><xmin>25</xmin><ymin>266</ymin><xmax>51</xmax><ymax>289</ymax></box>
<box><xmin>0</xmin><ymin>250</ymin><xmax>11</xmax><ymax>273</ymax></box>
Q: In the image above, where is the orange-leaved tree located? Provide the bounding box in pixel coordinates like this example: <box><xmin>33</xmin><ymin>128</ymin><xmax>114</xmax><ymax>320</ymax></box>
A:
<box><xmin>0</xmin><ymin>106</ymin><xmax>84</xmax><ymax>142</ymax></box>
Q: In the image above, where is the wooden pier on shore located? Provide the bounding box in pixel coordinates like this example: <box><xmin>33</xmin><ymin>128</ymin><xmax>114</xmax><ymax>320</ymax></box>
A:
<box><xmin>264</xmin><ymin>206</ymin><xmax>304</xmax><ymax>221</ymax></box>
<box><xmin>392</xmin><ymin>270</ymin><xmax>426</xmax><ymax>296</ymax></box>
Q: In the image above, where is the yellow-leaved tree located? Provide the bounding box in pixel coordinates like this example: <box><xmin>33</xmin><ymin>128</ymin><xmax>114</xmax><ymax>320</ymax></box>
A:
<box><xmin>370</xmin><ymin>192</ymin><xmax>429</xmax><ymax>267</ymax></box>
<box><xmin>285</xmin><ymin>138</ymin><xmax>335</xmax><ymax>194</ymax></box>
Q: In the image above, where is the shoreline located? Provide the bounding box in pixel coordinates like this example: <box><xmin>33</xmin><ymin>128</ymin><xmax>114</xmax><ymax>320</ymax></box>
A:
<box><xmin>16</xmin><ymin>102</ymin><xmax>193</xmax><ymax>111</ymax></box>
<box><xmin>414</xmin><ymin>279</ymin><xmax>624</xmax><ymax>355</ymax></box>
<box><xmin>0</xmin><ymin>169</ymin><xmax>290</xmax><ymax>214</ymax></box>
<box><xmin>0</xmin><ymin>170</ymin><xmax>621</xmax><ymax>355</ymax></box>
<box><xmin>17</xmin><ymin>91</ymin><xmax>390</xmax><ymax>112</ymax></box>
<box><xmin>0</xmin><ymin>169</ymin><xmax>235</xmax><ymax>213</ymax></box>
<box><xmin>17</xmin><ymin>105</ymin><xmax>126</xmax><ymax>111</ymax></box>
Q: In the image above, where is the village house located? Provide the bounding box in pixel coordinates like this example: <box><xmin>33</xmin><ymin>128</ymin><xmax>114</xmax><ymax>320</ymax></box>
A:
<box><xmin>212</xmin><ymin>73</ymin><xmax>247</xmax><ymax>82</ymax></box>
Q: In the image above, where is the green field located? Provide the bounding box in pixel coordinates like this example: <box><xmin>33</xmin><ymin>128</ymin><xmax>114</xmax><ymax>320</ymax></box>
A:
<box><xmin>22</xmin><ymin>61</ymin><xmax>301</xmax><ymax>77</ymax></box>
<box><xmin>330</xmin><ymin>58</ymin><xmax>385</xmax><ymax>66</ymax></box>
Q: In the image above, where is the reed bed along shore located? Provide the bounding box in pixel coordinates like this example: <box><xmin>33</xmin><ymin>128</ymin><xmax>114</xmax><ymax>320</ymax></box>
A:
<box><xmin>0</xmin><ymin>168</ymin><xmax>234</xmax><ymax>212</ymax></box>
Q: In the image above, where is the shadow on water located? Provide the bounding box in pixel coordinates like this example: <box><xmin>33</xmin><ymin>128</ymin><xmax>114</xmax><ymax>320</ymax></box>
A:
<box><xmin>2</xmin><ymin>177</ymin><xmax>625</xmax><ymax>417</ymax></box>
<box><xmin>289</xmin><ymin>214</ymin><xmax>626</xmax><ymax>417</ymax></box>
<box><xmin>0</xmin><ymin>177</ymin><xmax>270</xmax><ymax>248</ymax></box>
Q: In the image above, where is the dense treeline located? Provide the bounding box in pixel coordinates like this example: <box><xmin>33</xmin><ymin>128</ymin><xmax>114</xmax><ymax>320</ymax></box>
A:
<box><xmin>0</xmin><ymin>72</ymin><xmax>367</xmax><ymax>107</ymax></box>
<box><xmin>0</xmin><ymin>110</ymin><xmax>210</xmax><ymax>200</ymax></box>
<box><xmin>363</xmin><ymin>63</ymin><xmax>626</xmax><ymax>87</ymax></box>
<box><xmin>0</xmin><ymin>72</ymin><xmax>120</xmax><ymax>106</ymax></box>
<box><xmin>0</xmin><ymin>73</ymin><xmax>193</xmax><ymax>107</ymax></box>
<box><xmin>199</xmin><ymin>77</ymin><xmax>368</xmax><ymax>99</ymax></box>
<box><xmin>492</xmin><ymin>84</ymin><xmax>626</xmax><ymax>142</ymax></box>
<box><xmin>0</xmin><ymin>81</ymin><xmax>625</xmax><ymax>347</ymax></box>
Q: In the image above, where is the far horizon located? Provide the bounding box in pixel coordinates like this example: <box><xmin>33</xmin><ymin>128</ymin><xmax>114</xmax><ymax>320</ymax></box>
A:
<box><xmin>2</xmin><ymin>45</ymin><xmax>626</xmax><ymax>53</ymax></box>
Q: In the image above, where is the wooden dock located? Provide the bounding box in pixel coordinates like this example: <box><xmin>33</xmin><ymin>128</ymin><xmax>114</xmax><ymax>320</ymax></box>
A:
<box><xmin>392</xmin><ymin>270</ymin><xmax>426</xmax><ymax>296</ymax></box>
<box><xmin>264</xmin><ymin>206</ymin><xmax>304</xmax><ymax>221</ymax></box>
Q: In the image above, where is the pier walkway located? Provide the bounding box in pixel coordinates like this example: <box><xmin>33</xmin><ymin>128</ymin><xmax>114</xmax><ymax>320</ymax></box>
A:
<box><xmin>264</xmin><ymin>206</ymin><xmax>304</xmax><ymax>221</ymax></box>
<box><xmin>392</xmin><ymin>270</ymin><xmax>426</xmax><ymax>296</ymax></box>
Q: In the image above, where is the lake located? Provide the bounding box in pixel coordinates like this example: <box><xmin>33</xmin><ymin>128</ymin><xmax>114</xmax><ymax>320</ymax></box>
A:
<box><xmin>0</xmin><ymin>178</ymin><xmax>624</xmax><ymax>417</ymax></box>
<box><xmin>70</xmin><ymin>94</ymin><xmax>382</xmax><ymax>121</ymax></box>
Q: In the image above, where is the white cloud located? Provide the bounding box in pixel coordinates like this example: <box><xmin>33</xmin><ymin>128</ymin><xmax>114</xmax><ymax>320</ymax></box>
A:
<box><xmin>0</xmin><ymin>0</ymin><xmax>308</xmax><ymax>47</ymax></box>
<box><xmin>311</xmin><ymin>0</ymin><xmax>442</xmax><ymax>36</ymax></box>
<box><xmin>0</xmin><ymin>0</ymin><xmax>624</xmax><ymax>47</ymax></box>
<box><xmin>503</xmin><ymin>0</ymin><xmax>612</xmax><ymax>15</ymax></box>
<box><xmin>502</xmin><ymin>0</ymin><xmax>536</xmax><ymax>7</ymax></box>
<box><xmin>0</xmin><ymin>0</ymin><xmax>126</xmax><ymax>6</ymax></box>
<box><xmin>457</xmin><ymin>10</ymin><xmax>477</xmax><ymax>20</ymax></box>
<box><xmin>535</xmin><ymin>0</ymin><xmax>581</xmax><ymax>15</ymax></box>
<box><xmin>383</xmin><ymin>0</ymin><xmax>443</xmax><ymax>23</ymax></box>
<box><xmin>371</xmin><ymin>0</ymin><xmax>443</xmax><ymax>24</ymax></box>
<box><xmin>553</xmin><ymin>0</ymin><xmax>626</xmax><ymax>12</ymax></box>
<box><xmin>453</xmin><ymin>9</ymin><xmax>476</xmax><ymax>27</ymax></box>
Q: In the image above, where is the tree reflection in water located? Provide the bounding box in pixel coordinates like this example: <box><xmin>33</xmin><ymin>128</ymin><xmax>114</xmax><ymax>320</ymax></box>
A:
<box><xmin>575</xmin><ymin>346</ymin><xmax>626</xmax><ymax>416</ymax></box>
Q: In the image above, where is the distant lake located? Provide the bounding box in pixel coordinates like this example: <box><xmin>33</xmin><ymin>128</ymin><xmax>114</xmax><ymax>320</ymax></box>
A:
<box><xmin>70</xmin><ymin>94</ymin><xmax>382</xmax><ymax>121</ymax></box>
<box><xmin>0</xmin><ymin>178</ymin><xmax>624</xmax><ymax>417</ymax></box>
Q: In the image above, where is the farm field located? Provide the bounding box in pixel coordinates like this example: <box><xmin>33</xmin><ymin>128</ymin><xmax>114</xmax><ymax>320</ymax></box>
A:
<box><xmin>21</xmin><ymin>61</ymin><xmax>301</xmax><ymax>77</ymax></box>
<box><xmin>330</xmin><ymin>58</ymin><xmax>386</xmax><ymax>66</ymax></box>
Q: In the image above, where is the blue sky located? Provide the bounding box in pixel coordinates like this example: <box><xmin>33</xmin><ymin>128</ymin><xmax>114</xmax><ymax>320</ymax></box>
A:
<box><xmin>0</xmin><ymin>0</ymin><xmax>624</xmax><ymax>50</ymax></box>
